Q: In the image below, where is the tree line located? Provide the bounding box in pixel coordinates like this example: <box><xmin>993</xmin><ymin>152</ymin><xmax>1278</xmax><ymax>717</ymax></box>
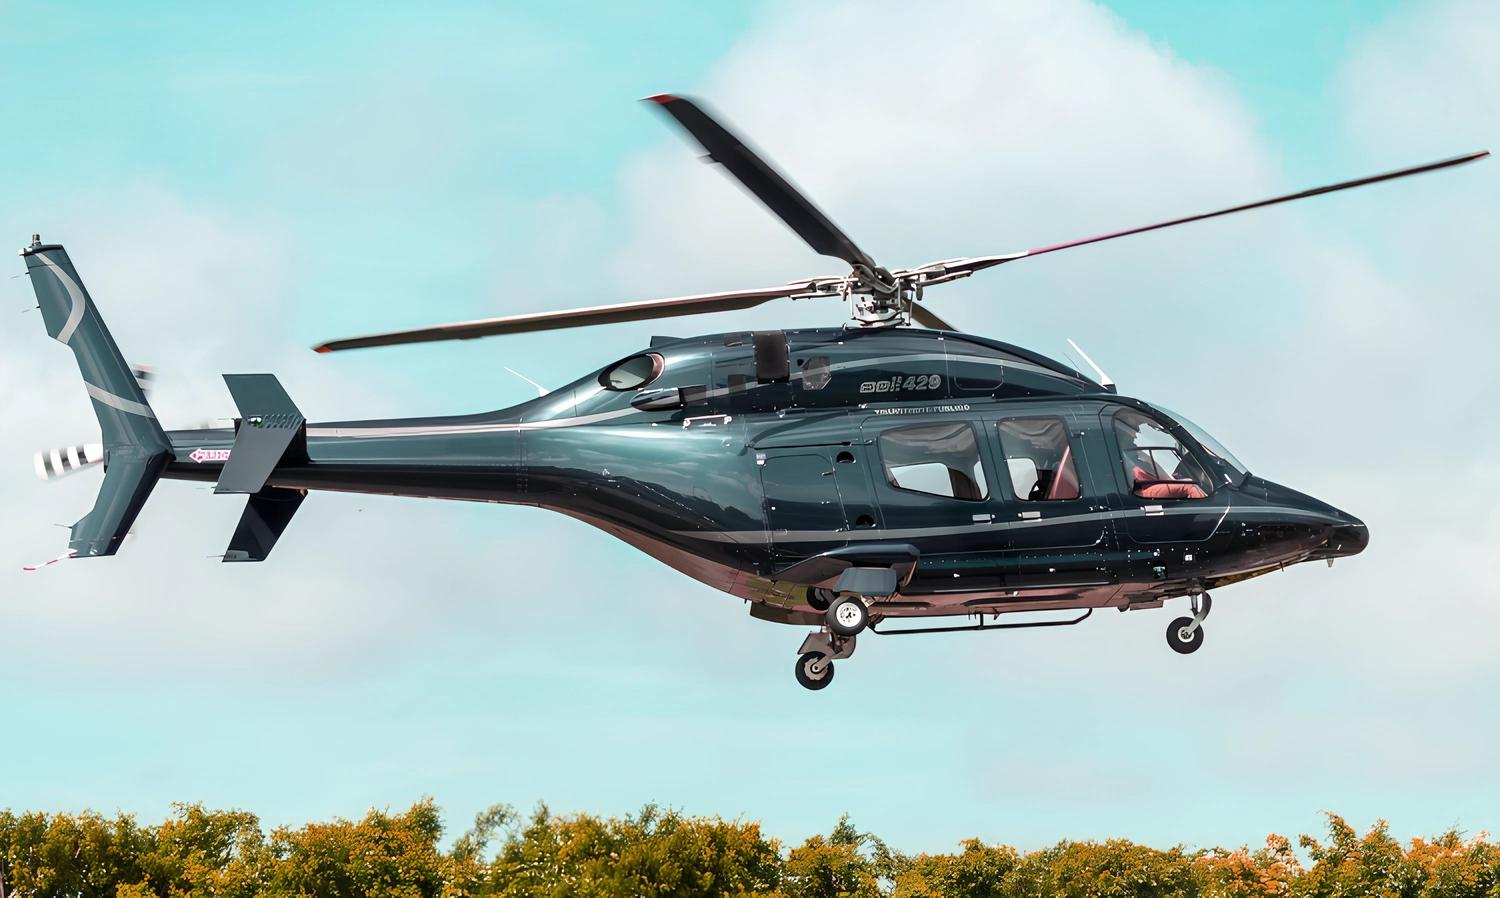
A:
<box><xmin>0</xmin><ymin>801</ymin><xmax>1495</xmax><ymax>897</ymax></box>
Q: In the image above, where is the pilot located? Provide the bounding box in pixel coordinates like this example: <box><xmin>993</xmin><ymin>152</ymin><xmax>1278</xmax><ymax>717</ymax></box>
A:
<box><xmin>1122</xmin><ymin>420</ymin><xmax>1206</xmax><ymax>501</ymax></box>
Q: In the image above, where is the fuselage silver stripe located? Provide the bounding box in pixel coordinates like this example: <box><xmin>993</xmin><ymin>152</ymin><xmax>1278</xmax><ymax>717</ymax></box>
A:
<box><xmin>675</xmin><ymin>504</ymin><xmax>1341</xmax><ymax>543</ymax></box>
<box><xmin>305</xmin><ymin>406</ymin><xmax>640</xmax><ymax>439</ymax></box>
<box><xmin>37</xmin><ymin>254</ymin><xmax>88</xmax><ymax>346</ymax></box>
<box><xmin>85</xmin><ymin>382</ymin><xmax>156</xmax><ymax>418</ymax></box>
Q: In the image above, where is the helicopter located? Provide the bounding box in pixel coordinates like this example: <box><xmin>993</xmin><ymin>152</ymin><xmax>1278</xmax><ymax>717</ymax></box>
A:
<box><xmin>21</xmin><ymin>94</ymin><xmax>1486</xmax><ymax>689</ymax></box>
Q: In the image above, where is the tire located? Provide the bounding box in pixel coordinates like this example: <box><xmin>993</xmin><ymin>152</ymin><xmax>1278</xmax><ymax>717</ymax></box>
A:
<box><xmin>795</xmin><ymin>652</ymin><xmax>835</xmax><ymax>690</ymax></box>
<box><xmin>826</xmin><ymin>595</ymin><xmax>868</xmax><ymax>636</ymax></box>
<box><xmin>807</xmin><ymin>587</ymin><xmax>836</xmax><ymax>612</ymax></box>
<box><xmin>1166</xmin><ymin>616</ymin><xmax>1204</xmax><ymax>654</ymax></box>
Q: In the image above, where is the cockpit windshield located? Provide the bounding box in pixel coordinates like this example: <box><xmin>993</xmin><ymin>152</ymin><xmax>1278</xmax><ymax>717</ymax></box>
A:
<box><xmin>1153</xmin><ymin>405</ymin><xmax>1250</xmax><ymax>485</ymax></box>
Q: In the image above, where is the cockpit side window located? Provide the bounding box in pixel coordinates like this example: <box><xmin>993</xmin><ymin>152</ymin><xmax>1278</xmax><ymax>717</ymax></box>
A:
<box><xmin>1112</xmin><ymin>409</ymin><xmax>1212</xmax><ymax>500</ymax></box>
<box><xmin>997</xmin><ymin>417</ymin><xmax>1082</xmax><ymax>501</ymax></box>
<box><xmin>878</xmin><ymin>422</ymin><xmax>988</xmax><ymax>501</ymax></box>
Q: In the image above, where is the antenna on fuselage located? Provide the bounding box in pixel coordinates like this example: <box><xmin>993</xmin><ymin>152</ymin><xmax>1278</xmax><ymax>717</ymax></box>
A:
<box><xmin>1067</xmin><ymin>338</ymin><xmax>1116</xmax><ymax>393</ymax></box>
<box><xmin>504</xmin><ymin>366</ymin><xmax>549</xmax><ymax>397</ymax></box>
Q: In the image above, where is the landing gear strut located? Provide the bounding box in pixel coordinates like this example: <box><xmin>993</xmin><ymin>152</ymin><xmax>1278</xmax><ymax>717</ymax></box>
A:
<box><xmin>794</xmin><ymin>629</ymin><xmax>857</xmax><ymax>691</ymax></box>
<box><xmin>1166</xmin><ymin>591</ymin><xmax>1212</xmax><ymax>655</ymax></box>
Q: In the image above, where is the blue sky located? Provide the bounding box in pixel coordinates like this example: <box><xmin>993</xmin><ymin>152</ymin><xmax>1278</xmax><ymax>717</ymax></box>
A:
<box><xmin>1</xmin><ymin>0</ymin><xmax>1496</xmax><ymax>855</ymax></box>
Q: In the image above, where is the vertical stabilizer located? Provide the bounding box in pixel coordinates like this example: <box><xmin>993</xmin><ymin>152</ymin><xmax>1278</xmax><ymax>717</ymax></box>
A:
<box><xmin>21</xmin><ymin>238</ymin><xmax>170</xmax><ymax>557</ymax></box>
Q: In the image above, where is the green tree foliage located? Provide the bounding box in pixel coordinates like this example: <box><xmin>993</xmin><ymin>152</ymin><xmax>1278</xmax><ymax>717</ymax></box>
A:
<box><xmin>485</xmin><ymin>802</ymin><xmax>782</xmax><ymax>897</ymax></box>
<box><xmin>780</xmin><ymin>816</ymin><xmax>890</xmax><ymax>898</ymax></box>
<box><xmin>2</xmin><ymin>805</ymin><xmax>1499</xmax><ymax>897</ymax></box>
<box><xmin>890</xmin><ymin>838</ymin><xmax>1019</xmax><ymax>897</ymax></box>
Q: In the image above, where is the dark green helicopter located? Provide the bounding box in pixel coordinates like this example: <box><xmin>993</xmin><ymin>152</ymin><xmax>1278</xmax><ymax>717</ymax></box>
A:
<box><xmin>22</xmin><ymin>95</ymin><xmax>1487</xmax><ymax>689</ymax></box>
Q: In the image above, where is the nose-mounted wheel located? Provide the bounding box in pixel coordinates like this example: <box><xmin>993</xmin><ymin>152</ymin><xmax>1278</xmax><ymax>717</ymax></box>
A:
<box><xmin>794</xmin><ymin>652</ymin><xmax>835</xmax><ymax>690</ymax></box>
<box><xmin>793</xmin><ymin>627</ymin><xmax>858</xmax><ymax>690</ymax></box>
<box><xmin>1166</xmin><ymin>591</ymin><xmax>1212</xmax><ymax>655</ymax></box>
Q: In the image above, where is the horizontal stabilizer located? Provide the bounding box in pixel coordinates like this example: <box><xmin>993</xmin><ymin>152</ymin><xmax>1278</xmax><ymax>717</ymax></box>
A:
<box><xmin>215</xmin><ymin>374</ymin><xmax>307</xmax><ymax>495</ymax></box>
<box><xmin>223</xmin><ymin>487</ymin><xmax>305</xmax><ymax>562</ymax></box>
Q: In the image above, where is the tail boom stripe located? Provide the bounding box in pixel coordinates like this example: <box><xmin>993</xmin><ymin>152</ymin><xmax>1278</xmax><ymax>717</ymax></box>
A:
<box><xmin>84</xmin><ymin>382</ymin><xmax>156</xmax><ymax>418</ymax></box>
<box><xmin>35</xmin><ymin>254</ymin><xmax>87</xmax><ymax>345</ymax></box>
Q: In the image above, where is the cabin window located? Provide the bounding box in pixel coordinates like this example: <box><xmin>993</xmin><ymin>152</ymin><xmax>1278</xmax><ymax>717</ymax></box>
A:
<box><xmin>878</xmin><ymin>422</ymin><xmax>988</xmax><ymax>501</ymax></box>
<box><xmin>996</xmin><ymin>417</ymin><xmax>1082</xmax><ymax>501</ymax></box>
<box><xmin>599</xmin><ymin>353</ymin><xmax>664</xmax><ymax>391</ymax></box>
<box><xmin>1113</xmin><ymin>409</ymin><xmax>1212</xmax><ymax>500</ymax></box>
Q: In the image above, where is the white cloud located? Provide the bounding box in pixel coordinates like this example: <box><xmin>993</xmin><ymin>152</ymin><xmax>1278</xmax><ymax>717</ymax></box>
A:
<box><xmin>610</xmin><ymin>1</ymin><xmax>1275</xmax><ymax>307</ymax></box>
<box><xmin>1341</xmin><ymin>0</ymin><xmax>1500</xmax><ymax>161</ymax></box>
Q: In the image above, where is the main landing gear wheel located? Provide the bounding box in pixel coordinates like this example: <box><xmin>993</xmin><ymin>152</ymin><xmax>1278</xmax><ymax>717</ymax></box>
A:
<box><xmin>826</xmin><ymin>595</ymin><xmax>868</xmax><ymax>636</ymax></box>
<box><xmin>795</xmin><ymin>652</ymin><xmax>835</xmax><ymax>690</ymax></box>
<box><xmin>1167</xmin><ymin>616</ymin><xmax>1205</xmax><ymax>654</ymax></box>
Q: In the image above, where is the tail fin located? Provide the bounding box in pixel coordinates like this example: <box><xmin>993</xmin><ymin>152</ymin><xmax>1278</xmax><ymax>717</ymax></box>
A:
<box><xmin>22</xmin><ymin>238</ymin><xmax>170</xmax><ymax>557</ymax></box>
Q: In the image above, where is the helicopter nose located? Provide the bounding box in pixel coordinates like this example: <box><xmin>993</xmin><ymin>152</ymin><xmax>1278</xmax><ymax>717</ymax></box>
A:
<box><xmin>1322</xmin><ymin>512</ymin><xmax>1369</xmax><ymax>558</ymax></box>
<box><xmin>1240</xmin><ymin>476</ymin><xmax>1368</xmax><ymax>560</ymax></box>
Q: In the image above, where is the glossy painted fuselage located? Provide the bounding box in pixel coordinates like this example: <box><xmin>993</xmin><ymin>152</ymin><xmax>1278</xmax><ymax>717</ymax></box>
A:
<box><xmin>161</xmin><ymin>327</ymin><xmax>1366</xmax><ymax>624</ymax></box>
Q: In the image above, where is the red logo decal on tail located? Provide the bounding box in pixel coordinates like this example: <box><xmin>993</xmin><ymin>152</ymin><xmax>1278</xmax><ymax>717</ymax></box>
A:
<box><xmin>189</xmin><ymin>448</ymin><xmax>232</xmax><ymax>463</ymax></box>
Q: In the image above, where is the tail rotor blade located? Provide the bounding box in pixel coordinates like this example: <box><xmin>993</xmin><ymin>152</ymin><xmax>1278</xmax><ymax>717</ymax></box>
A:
<box><xmin>34</xmin><ymin>442</ymin><xmax>104</xmax><ymax>481</ymax></box>
<box><xmin>645</xmin><ymin>94</ymin><xmax>880</xmax><ymax>272</ymax></box>
<box><xmin>131</xmin><ymin>364</ymin><xmax>154</xmax><ymax>398</ymax></box>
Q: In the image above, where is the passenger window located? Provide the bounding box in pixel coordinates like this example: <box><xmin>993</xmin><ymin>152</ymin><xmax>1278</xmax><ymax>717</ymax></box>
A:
<box><xmin>1113</xmin><ymin>409</ymin><xmax>1212</xmax><ymax>499</ymax></box>
<box><xmin>996</xmin><ymin>417</ymin><xmax>1081</xmax><ymax>501</ymax></box>
<box><xmin>878</xmin><ymin>422</ymin><xmax>988</xmax><ymax>501</ymax></box>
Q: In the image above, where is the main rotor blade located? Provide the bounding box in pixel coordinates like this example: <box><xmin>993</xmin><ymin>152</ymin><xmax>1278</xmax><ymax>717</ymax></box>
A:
<box><xmin>912</xmin><ymin>150</ymin><xmax>1490</xmax><ymax>281</ymax></box>
<box><xmin>908</xmin><ymin>302</ymin><xmax>957</xmax><ymax>332</ymax></box>
<box><xmin>645</xmin><ymin>94</ymin><xmax>879</xmax><ymax>272</ymax></box>
<box><xmin>313</xmin><ymin>283</ymin><xmax>830</xmax><ymax>352</ymax></box>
